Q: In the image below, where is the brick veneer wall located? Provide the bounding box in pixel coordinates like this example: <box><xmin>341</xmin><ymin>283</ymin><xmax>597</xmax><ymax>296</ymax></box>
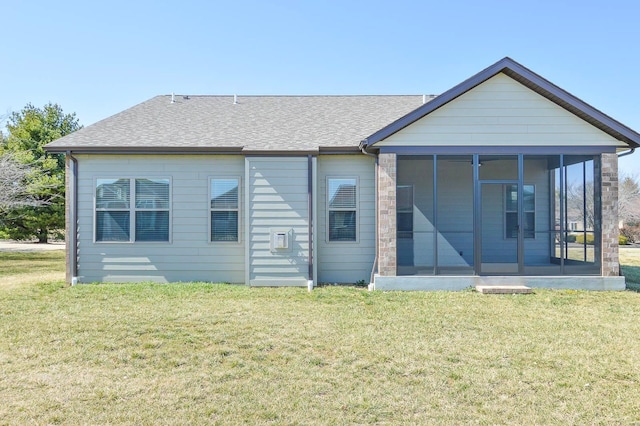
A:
<box><xmin>378</xmin><ymin>153</ymin><xmax>397</xmax><ymax>276</ymax></box>
<box><xmin>600</xmin><ymin>153</ymin><xmax>619</xmax><ymax>277</ymax></box>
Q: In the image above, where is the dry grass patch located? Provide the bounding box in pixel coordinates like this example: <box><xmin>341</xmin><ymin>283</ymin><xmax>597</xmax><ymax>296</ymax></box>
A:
<box><xmin>0</xmin><ymin>251</ymin><xmax>65</xmax><ymax>290</ymax></box>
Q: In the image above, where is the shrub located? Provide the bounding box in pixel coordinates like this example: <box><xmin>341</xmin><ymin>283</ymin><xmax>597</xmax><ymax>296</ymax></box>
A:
<box><xmin>620</xmin><ymin>226</ymin><xmax>637</xmax><ymax>243</ymax></box>
<box><xmin>575</xmin><ymin>234</ymin><xmax>595</xmax><ymax>245</ymax></box>
<box><xmin>565</xmin><ymin>234</ymin><xmax>577</xmax><ymax>243</ymax></box>
<box><xmin>355</xmin><ymin>279</ymin><xmax>367</xmax><ymax>287</ymax></box>
<box><xmin>619</xmin><ymin>235</ymin><xmax>629</xmax><ymax>245</ymax></box>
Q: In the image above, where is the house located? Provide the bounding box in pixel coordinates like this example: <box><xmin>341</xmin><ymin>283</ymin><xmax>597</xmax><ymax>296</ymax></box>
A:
<box><xmin>45</xmin><ymin>58</ymin><xmax>640</xmax><ymax>290</ymax></box>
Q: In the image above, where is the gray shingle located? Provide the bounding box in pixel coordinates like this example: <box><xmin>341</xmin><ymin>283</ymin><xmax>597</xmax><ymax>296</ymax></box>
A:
<box><xmin>46</xmin><ymin>95</ymin><xmax>426</xmax><ymax>152</ymax></box>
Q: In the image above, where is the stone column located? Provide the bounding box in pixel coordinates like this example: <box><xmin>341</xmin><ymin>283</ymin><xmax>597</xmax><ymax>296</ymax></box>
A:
<box><xmin>378</xmin><ymin>153</ymin><xmax>397</xmax><ymax>276</ymax></box>
<box><xmin>593</xmin><ymin>157</ymin><xmax>602</xmax><ymax>269</ymax></box>
<box><xmin>600</xmin><ymin>153</ymin><xmax>619</xmax><ymax>276</ymax></box>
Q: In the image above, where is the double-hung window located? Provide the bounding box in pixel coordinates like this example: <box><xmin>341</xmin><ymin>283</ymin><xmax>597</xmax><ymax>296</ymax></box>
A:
<box><xmin>397</xmin><ymin>185</ymin><xmax>414</xmax><ymax>239</ymax></box>
<box><xmin>505</xmin><ymin>184</ymin><xmax>535</xmax><ymax>239</ymax></box>
<box><xmin>327</xmin><ymin>177</ymin><xmax>357</xmax><ymax>242</ymax></box>
<box><xmin>210</xmin><ymin>178</ymin><xmax>240</xmax><ymax>242</ymax></box>
<box><xmin>95</xmin><ymin>178</ymin><xmax>170</xmax><ymax>242</ymax></box>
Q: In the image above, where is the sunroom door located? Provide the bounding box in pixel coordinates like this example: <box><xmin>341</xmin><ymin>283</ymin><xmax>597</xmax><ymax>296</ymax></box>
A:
<box><xmin>479</xmin><ymin>182</ymin><xmax>520</xmax><ymax>274</ymax></box>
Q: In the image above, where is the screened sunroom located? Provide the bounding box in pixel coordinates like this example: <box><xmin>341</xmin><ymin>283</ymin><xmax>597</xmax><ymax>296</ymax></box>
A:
<box><xmin>396</xmin><ymin>154</ymin><xmax>601</xmax><ymax>277</ymax></box>
<box><xmin>365</xmin><ymin>59</ymin><xmax>637</xmax><ymax>290</ymax></box>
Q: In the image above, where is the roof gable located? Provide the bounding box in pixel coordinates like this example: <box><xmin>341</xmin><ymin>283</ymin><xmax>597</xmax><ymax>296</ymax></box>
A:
<box><xmin>374</xmin><ymin>73</ymin><xmax>623</xmax><ymax>148</ymax></box>
<box><xmin>363</xmin><ymin>57</ymin><xmax>640</xmax><ymax>149</ymax></box>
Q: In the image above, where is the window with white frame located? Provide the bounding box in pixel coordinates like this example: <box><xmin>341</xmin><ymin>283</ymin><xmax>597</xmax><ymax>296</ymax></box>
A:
<box><xmin>210</xmin><ymin>178</ymin><xmax>239</xmax><ymax>242</ymax></box>
<box><xmin>397</xmin><ymin>185</ymin><xmax>414</xmax><ymax>239</ymax></box>
<box><xmin>95</xmin><ymin>178</ymin><xmax>170</xmax><ymax>242</ymax></box>
<box><xmin>505</xmin><ymin>184</ymin><xmax>535</xmax><ymax>239</ymax></box>
<box><xmin>328</xmin><ymin>177</ymin><xmax>357</xmax><ymax>242</ymax></box>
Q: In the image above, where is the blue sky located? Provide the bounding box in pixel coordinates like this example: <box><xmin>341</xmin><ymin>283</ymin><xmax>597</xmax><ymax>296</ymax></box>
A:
<box><xmin>2</xmin><ymin>0</ymin><xmax>638</xmax><ymax>173</ymax></box>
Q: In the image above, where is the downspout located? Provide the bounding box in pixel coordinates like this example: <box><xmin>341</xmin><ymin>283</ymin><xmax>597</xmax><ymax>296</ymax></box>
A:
<box><xmin>307</xmin><ymin>155</ymin><xmax>314</xmax><ymax>291</ymax></box>
<box><xmin>618</xmin><ymin>148</ymin><xmax>635</xmax><ymax>158</ymax></box>
<box><xmin>360</xmin><ymin>141</ymin><xmax>378</xmax><ymax>289</ymax></box>
<box><xmin>66</xmin><ymin>151</ymin><xmax>79</xmax><ymax>285</ymax></box>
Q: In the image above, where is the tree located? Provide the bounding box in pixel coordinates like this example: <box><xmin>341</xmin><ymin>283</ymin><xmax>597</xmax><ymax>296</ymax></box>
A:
<box><xmin>619</xmin><ymin>173</ymin><xmax>640</xmax><ymax>226</ymax></box>
<box><xmin>566</xmin><ymin>180</ymin><xmax>595</xmax><ymax>230</ymax></box>
<box><xmin>0</xmin><ymin>103</ymin><xmax>81</xmax><ymax>242</ymax></box>
<box><xmin>0</xmin><ymin>153</ymin><xmax>40</xmax><ymax>210</ymax></box>
<box><xmin>619</xmin><ymin>173</ymin><xmax>640</xmax><ymax>243</ymax></box>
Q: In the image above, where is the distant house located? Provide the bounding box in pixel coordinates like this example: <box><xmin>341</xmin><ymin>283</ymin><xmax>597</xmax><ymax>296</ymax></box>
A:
<box><xmin>45</xmin><ymin>58</ymin><xmax>640</xmax><ymax>290</ymax></box>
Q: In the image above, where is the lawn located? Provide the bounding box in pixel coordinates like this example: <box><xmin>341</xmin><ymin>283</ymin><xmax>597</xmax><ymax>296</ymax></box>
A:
<box><xmin>0</xmin><ymin>251</ymin><xmax>65</xmax><ymax>290</ymax></box>
<box><xmin>1</xmin><ymin>251</ymin><xmax>640</xmax><ymax>424</ymax></box>
<box><xmin>620</xmin><ymin>246</ymin><xmax>640</xmax><ymax>289</ymax></box>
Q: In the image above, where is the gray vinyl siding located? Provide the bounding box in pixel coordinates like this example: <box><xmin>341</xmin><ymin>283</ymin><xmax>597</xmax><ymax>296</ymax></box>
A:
<box><xmin>397</xmin><ymin>158</ymin><xmax>474</xmax><ymax>268</ymax></box>
<box><xmin>435</xmin><ymin>161</ymin><xmax>474</xmax><ymax>267</ymax></box>
<box><xmin>523</xmin><ymin>159</ymin><xmax>552</xmax><ymax>265</ymax></box>
<box><xmin>317</xmin><ymin>155</ymin><xmax>375</xmax><ymax>283</ymax></box>
<box><xmin>76</xmin><ymin>155</ymin><xmax>245</xmax><ymax>283</ymax></box>
<box><xmin>479</xmin><ymin>158</ymin><xmax>550</xmax><ymax>265</ymax></box>
<box><xmin>397</xmin><ymin>157</ymin><xmax>551</xmax><ymax>268</ymax></box>
<box><xmin>247</xmin><ymin>157</ymin><xmax>309</xmax><ymax>286</ymax></box>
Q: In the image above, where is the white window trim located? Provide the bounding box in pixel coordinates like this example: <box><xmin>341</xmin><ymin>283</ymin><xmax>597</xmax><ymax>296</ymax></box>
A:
<box><xmin>326</xmin><ymin>176</ymin><xmax>359</xmax><ymax>243</ymax></box>
<box><xmin>93</xmin><ymin>176</ymin><xmax>172</xmax><ymax>244</ymax></box>
<box><xmin>208</xmin><ymin>176</ymin><xmax>242</xmax><ymax>244</ymax></box>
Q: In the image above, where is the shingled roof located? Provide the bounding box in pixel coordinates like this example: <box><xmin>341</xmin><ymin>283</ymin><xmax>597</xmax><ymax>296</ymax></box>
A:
<box><xmin>45</xmin><ymin>95</ymin><xmax>426</xmax><ymax>153</ymax></box>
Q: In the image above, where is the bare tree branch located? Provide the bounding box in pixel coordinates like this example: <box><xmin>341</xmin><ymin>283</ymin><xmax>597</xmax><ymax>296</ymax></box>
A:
<box><xmin>0</xmin><ymin>154</ymin><xmax>43</xmax><ymax>210</ymax></box>
<box><xmin>619</xmin><ymin>172</ymin><xmax>640</xmax><ymax>225</ymax></box>
<box><xmin>566</xmin><ymin>180</ymin><xmax>595</xmax><ymax>229</ymax></box>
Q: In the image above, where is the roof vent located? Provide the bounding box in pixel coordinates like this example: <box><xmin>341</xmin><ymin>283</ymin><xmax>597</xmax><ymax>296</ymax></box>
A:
<box><xmin>171</xmin><ymin>93</ymin><xmax>175</xmax><ymax>104</ymax></box>
<box><xmin>183</xmin><ymin>95</ymin><xmax>190</xmax><ymax>100</ymax></box>
<box><xmin>423</xmin><ymin>94</ymin><xmax>437</xmax><ymax>104</ymax></box>
<box><xmin>233</xmin><ymin>94</ymin><xmax>238</xmax><ymax>105</ymax></box>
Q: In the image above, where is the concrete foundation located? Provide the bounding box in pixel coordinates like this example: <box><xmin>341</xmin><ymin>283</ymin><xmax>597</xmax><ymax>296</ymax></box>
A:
<box><xmin>372</xmin><ymin>275</ymin><xmax>625</xmax><ymax>291</ymax></box>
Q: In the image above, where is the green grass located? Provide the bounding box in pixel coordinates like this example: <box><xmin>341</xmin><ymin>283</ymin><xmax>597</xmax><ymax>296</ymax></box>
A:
<box><xmin>1</xmin><ymin>252</ymin><xmax>640</xmax><ymax>424</ymax></box>
<box><xmin>0</xmin><ymin>250</ymin><xmax>66</xmax><ymax>277</ymax></box>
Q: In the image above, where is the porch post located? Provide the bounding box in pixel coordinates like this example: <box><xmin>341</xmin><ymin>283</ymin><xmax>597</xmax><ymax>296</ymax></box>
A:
<box><xmin>600</xmin><ymin>153</ymin><xmax>619</xmax><ymax>277</ymax></box>
<box><xmin>378</xmin><ymin>153</ymin><xmax>397</xmax><ymax>276</ymax></box>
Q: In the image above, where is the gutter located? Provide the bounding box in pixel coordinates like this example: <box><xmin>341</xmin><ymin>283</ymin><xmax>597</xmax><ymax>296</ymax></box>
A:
<box><xmin>66</xmin><ymin>151</ymin><xmax>79</xmax><ymax>285</ymax></box>
<box><xmin>360</xmin><ymin>140</ymin><xmax>379</xmax><ymax>288</ymax></box>
<box><xmin>47</xmin><ymin>146</ymin><xmax>366</xmax><ymax>156</ymax></box>
<box><xmin>360</xmin><ymin>139</ymin><xmax>375</xmax><ymax>158</ymax></box>
<box><xmin>46</xmin><ymin>146</ymin><xmax>245</xmax><ymax>155</ymax></box>
<box><xmin>618</xmin><ymin>148</ymin><xmax>635</xmax><ymax>158</ymax></box>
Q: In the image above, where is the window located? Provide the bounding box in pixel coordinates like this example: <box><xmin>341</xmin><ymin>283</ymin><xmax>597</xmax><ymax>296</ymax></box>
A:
<box><xmin>96</xmin><ymin>179</ymin><xmax>130</xmax><ymax>242</ymax></box>
<box><xmin>505</xmin><ymin>184</ymin><xmax>534</xmax><ymax>239</ymax></box>
<box><xmin>95</xmin><ymin>178</ymin><xmax>170</xmax><ymax>242</ymax></box>
<box><xmin>328</xmin><ymin>177</ymin><xmax>357</xmax><ymax>241</ymax></box>
<box><xmin>210</xmin><ymin>178</ymin><xmax>239</xmax><ymax>242</ymax></box>
<box><xmin>397</xmin><ymin>185</ymin><xmax>413</xmax><ymax>239</ymax></box>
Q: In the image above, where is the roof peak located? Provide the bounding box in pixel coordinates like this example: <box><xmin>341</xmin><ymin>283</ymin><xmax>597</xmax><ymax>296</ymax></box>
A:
<box><xmin>364</xmin><ymin>57</ymin><xmax>640</xmax><ymax>148</ymax></box>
